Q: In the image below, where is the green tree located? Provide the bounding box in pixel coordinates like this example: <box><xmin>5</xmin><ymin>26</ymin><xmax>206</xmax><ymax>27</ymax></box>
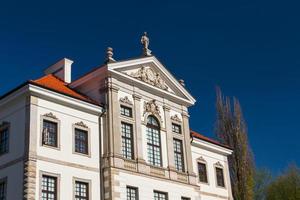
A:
<box><xmin>215</xmin><ymin>87</ymin><xmax>254</xmax><ymax>200</ymax></box>
<box><xmin>254</xmin><ymin>168</ymin><xmax>272</xmax><ymax>200</ymax></box>
<box><xmin>266</xmin><ymin>165</ymin><xmax>300</xmax><ymax>200</ymax></box>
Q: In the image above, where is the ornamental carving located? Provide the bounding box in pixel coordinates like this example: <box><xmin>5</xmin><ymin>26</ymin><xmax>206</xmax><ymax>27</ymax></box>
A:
<box><xmin>144</xmin><ymin>100</ymin><xmax>161</xmax><ymax>119</ymax></box>
<box><xmin>197</xmin><ymin>156</ymin><xmax>206</xmax><ymax>163</ymax></box>
<box><xmin>171</xmin><ymin>114</ymin><xmax>182</xmax><ymax>123</ymax></box>
<box><xmin>43</xmin><ymin>112</ymin><xmax>58</xmax><ymax>120</ymax></box>
<box><xmin>130</xmin><ymin>67</ymin><xmax>168</xmax><ymax>91</ymax></box>
<box><xmin>75</xmin><ymin>121</ymin><xmax>88</xmax><ymax>129</ymax></box>
<box><xmin>119</xmin><ymin>96</ymin><xmax>133</xmax><ymax>105</ymax></box>
<box><xmin>215</xmin><ymin>161</ymin><xmax>223</xmax><ymax>167</ymax></box>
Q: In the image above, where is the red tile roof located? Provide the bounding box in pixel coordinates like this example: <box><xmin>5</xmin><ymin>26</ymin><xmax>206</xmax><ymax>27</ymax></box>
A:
<box><xmin>191</xmin><ymin>130</ymin><xmax>232</xmax><ymax>149</ymax></box>
<box><xmin>30</xmin><ymin>74</ymin><xmax>99</xmax><ymax>105</ymax></box>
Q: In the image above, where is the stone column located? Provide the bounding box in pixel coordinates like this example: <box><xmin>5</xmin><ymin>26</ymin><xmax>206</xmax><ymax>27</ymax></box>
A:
<box><xmin>163</xmin><ymin>106</ymin><xmax>176</xmax><ymax>174</ymax></box>
<box><xmin>132</xmin><ymin>94</ymin><xmax>145</xmax><ymax>162</ymax></box>
<box><xmin>182</xmin><ymin>111</ymin><xmax>197</xmax><ymax>185</ymax></box>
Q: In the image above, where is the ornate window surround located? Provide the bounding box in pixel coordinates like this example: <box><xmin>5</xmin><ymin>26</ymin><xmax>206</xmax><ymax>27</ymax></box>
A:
<box><xmin>72</xmin><ymin>122</ymin><xmax>91</xmax><ymax>157</ymax></box>
<box><xmin>40</xmin><ymin>113</ymin><xmax>61</xmax><ymax>150</ymax></box>
<box><xmin>214</xmin><ymin>161</ymin><xmax>226</xmax><ymax>189</ymax></box>
<box><xmin>196</xmin><ymin>156</ymin><xmax>210</xmax><ymax>185</ymax></box>
<box><xmin>119</xmin><ymin>96</ymin><xmax>135</xmax><ymax>122</ymax></box>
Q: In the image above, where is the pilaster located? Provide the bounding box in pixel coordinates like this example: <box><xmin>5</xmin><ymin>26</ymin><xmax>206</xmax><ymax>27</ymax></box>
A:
<box><xmin>182</xmin><ymin>111</ymin><xmax>197</xmax><ymax>185</ymax></box>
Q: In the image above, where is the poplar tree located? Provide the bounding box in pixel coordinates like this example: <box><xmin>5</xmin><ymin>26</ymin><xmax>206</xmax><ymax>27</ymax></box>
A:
<box><xmin>215</xmin><ymin>87</ymin><xmax>254</xmax><ymax>200</ymax></box>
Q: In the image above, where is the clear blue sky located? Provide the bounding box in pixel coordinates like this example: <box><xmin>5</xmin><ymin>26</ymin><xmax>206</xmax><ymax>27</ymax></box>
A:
<box><xmin>0</xmin><ymin>0</ymin><xmax>299</xmax><ymax>173</ymax></box>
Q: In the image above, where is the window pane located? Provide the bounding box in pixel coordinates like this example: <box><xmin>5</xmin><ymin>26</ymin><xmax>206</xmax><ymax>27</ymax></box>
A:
<box><xmin>121</xmin><ymin>123</ymin><xmax>134</xmax><ymax>159</ymax></box>
<box><xmin>75</xmin><ymin>129</ymin><xmax>88</xmax><ymax>155</ymax></box>
<box><xmin>216</xmin><ymin>167</ymin><xmax>225</xmax><ymax>187</ymax></box>
<box><xmin>42</xmin><ymin>175</ymin><xmax>57</xmax><ymax>200</ymax></box>
<box><xmin>0</xmin><ymin>180</ymin><xmax>7</xmax><ymax>200</ymax></box>
<box><xmin>0</xmin><ymin>128</ymin><xmax>9</xmax><ymax>155</ymax></box>
<box><xmin>173</xmin><ymin>139</ymin><xmax>184</xmax><ymax>172</ymax></box>
<box><xmin>121</xmin><ymin>106</ymin><xmax>132</xmax><ymax>118</ymax></box>
<box><xmin>126</xmin><ymin>186</ymin><xmax>138</xmax><ymax>200</ymax></box>
<box><xmin>154</xmin><ymin>191</ymin><xmax>167</xmax><ymax>200</ymax></box>
<box><xmin>42</xmin><ymin>120</ymin><xmax>58</xmax><ymax>147</ymax></box>
<box><xmin>75</xmin><ymin>181</ymin><xmax>89</xmax><ymax>200</ymax></box>
<box><xmin>198</xmin><ymin>163</ymin><xmax>208</xmax><ymax>183</ymax></box>
<box><xmin>172</xmin><ymin>124</ymin><xmax>181</xmax><ymax>134</ymax></box>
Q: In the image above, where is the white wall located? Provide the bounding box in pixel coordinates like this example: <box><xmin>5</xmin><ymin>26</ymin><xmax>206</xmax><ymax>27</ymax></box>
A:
<box><xmin>117</xmin><ymin>171</ymin><xmax>201</xmax><ymax>200</ymax></box>
<box><xmin>191</xmin><ymin>144</ymin><xmax>233</xmax><ymax>199</ymax></box>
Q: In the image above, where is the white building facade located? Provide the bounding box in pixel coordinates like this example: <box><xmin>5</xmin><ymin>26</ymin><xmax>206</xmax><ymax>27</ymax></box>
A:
<box><xmin>0</xmin><ymin>36</ymin><xmax>233</xmax><ymax>200</ymax></box>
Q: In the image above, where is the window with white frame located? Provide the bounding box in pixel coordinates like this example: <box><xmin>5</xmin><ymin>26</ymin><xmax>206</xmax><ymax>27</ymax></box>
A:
<box><xmin>154</xmin><ymin>191</ymin><xmax>168</xmax><ymax>200</ymax></box>
<box><xmin>75</xmin><ymin>128</ymin><xmax>89</xmax><ymax>155</ymax></box>
<box><xmin>146</xmin><ymin>116</ymin><xmax>162</xmax><ymax>167</ymax></box>
<box><xmin>126</xmin><ymin>186</ymin><xmax>138</xmax><ymax>200</ymax></box>
<box><xmin>121</xmin><ymin>122</ymin><xmax>134</xmax><ymax>159</ymax></box>
<box><xmin>42</xmin><ymin>120</ymin><xmax>58</xmax><ymax>147</ymax></box>
<box><xmin>120</xmin><ymin>106</ymin><xmax>133</xmax><ymax>118</ymax></box>
<box><xmin>216</xmin><ymin>167</ymin><xmax>225</xmax><ymax>187</ymax></box>
<box><xmin>173</xmin><ymin>139</ymin><xmax>184</xmax><ymax>171</ymax></box>
<box><xmin>75</xmin><ymin>181</ymin><xmax>89</xmax><ymax>200</ymax></box>
<box><xmin>41</xmin><ymin>175</ymin><xmax>57</xmax><ymax>200</ymax></box>
<box><xmin>0</xmin><ymin>178</ymin><xmax>7</xmax><ymax>200</ymax></box>
<box><xmin>0</xmin><ymin>125</ymin><xmax>9</xmax><ymax>155</ymax></box>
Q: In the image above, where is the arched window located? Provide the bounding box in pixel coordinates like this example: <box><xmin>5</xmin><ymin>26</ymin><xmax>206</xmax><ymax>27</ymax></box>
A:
<box><xmin>146</xmin><ymin>116</ymin><xmax>162</xmax><ymax>166</ymax></box>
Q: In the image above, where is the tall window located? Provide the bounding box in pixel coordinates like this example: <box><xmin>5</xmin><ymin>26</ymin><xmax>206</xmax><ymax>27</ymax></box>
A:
<box><xmin>216</xmin><ymin>167</ymin><xmax>225</xmax><ymax>187</ymax></box>
<box><xmin>0</xmin><ymin>179</ymin><xmax>7</xmax><ymax>200</ymax></box>
<box><xmin>146</xmin><ymin>116</ymin><xmax>162</xmax><ymax>167</ymax></box>
<box><xmin>121</xmin><ymin>106</ymin><xmax>133</xmax><ymax>118</ymax></box>
<box><xmin>41</xmin><ymin>175</ymin><xmax>57</xmax><ymax>200</ymax></box>
<box><xmin>0</xmin><ymin>127</ymin><xmax>9</xmax><ymax>155</ymax></box>
<box><xmin>75</xmin><ymin>129</ymin><xmax>89</xmax><ymax>155</ymax></box>
<box><xmin>126</xmin><ymin>186</ymin><xmax>138</xmax><ymax>200</ymax></box>
<box><xmin>42</xmin><ymin>120</ymin><xmax>58</xmax><ymax>147</ymax></box>
<box><xmin>154</xmin><ymin>191</ymin><xmax>168</xmax><ymax>200</ymax></box>
<box><xmin>198</xmin><ymin>162</ymin><xmax>208</xmax><ymax>183</ymax></box>
<box><xmin>75</xmin><ymin>181</ymin><xmax>89</xmax><ymax>200</ymax></box>
<box><xmin>172</xmin><ymin>123</ymin><xmax>181</xmax><ymax>134</ymax></box>
<box><xmin>121</xmin><ymin>123</ymin><xmax>134</xmax><ymax>159</ymax></box>
<box><xmin>173</xmin><ymin>139</ymin><xmax>184</xmax><ymax>172</ymax></box>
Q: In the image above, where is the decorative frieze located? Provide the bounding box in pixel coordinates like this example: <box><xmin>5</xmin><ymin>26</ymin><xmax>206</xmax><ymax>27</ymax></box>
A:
<box><xmin>171</xmin><ymin>114</ymin><xmax>182</xmax><ymax>123</ymax></box>
<box><xmin>143</xmin><ymin>100</ymin><xmax>161</xmax><ymax>120</ymax></box>
<box><xmin>75</xmin><ymin>121</ymin><xmax>88</xmax><ymax>129</ymax></box>
<box><xmin>119</xmin><ymin>96</ymin><xmax>133</xmax><ymax>105</ymax></box>
<box><xmin>129</xmin><ymin>67</ymin><xmax>169</xmax><ymax>91</ymax></box>
<box><xmin>43</xmin><ymin>112</ymin><xmax>58</xmax><ymax>120</ymax></box>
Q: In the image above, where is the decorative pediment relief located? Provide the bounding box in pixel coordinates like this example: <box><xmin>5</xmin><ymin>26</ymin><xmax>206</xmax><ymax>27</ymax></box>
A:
<box><xmin>143</xmin><ymin>100</ymin><xmax>161</xmax><ymax>120</ymax></box>
<box><xmin>197</xmin><ymin>156</ymin><xmax>206</xmax><ymax>163</ymax></box>
<box><xmin>119</xmin><ymin>96</ymin><xmax>133</xmax><ymax>105</ymax></box>
<box><xmin>75</xmin><ymin>121</ymin><xmax>88</xmax><ymax>129</ymax></box>
<box><xmin>171</xmin><ymin>114</ymin><xmax>182</xmax><ymax>123</ymax></box>
<box><xmin>43</xmin><ymin>112</ymin><xmax>58</xmax><ymax>120</ymax></box>
<box><xmin>129</xmin><ymin>67</ymin><xmax>169</xmax><ymax>91</ymax></box>
<box><xmin>215</xmin><ymin>161</ymin><xmax>223</xmax><ymax>167</ymax></box>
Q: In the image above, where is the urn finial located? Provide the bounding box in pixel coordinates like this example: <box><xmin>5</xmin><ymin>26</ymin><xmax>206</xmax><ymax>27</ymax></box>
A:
<box><xmin>105</xmin><ymin>47</ymin><xmax>116</xmax><ymax>63</ymax></box>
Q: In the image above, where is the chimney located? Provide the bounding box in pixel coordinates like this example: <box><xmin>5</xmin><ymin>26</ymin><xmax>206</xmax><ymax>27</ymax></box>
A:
<box><xmin>44</xmin><ymin>58</ymin><xmax>73</xmax><ymax>83</ymax></box>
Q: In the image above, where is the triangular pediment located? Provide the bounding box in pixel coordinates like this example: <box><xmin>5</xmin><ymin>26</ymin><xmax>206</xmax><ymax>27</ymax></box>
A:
<box><xmin>107</xmin><ymin>56</ymin><xmax>196</xmax><ymax>106</ymax></box>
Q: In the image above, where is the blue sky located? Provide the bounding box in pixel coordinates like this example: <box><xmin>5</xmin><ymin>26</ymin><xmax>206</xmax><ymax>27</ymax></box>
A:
<box><xmin>0</xmin><ymin>0</ymin><xmax>299</xmax><ymax>173</ymax></box>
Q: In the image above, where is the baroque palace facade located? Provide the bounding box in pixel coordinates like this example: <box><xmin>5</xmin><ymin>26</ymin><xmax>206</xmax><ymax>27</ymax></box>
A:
<box><xmin>0</xmin><ymin>34</ymin><xmax>233</xmax><ymax>200</ymax></box>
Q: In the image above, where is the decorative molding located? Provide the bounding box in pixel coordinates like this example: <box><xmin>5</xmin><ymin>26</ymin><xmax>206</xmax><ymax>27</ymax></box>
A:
<box><xmin>143</xmin><ymin>100</ymin><xmax>161</xmax><ymax>120</ymax></box>
<box><xmin>75</xmin><ymin>121</ymin><xmax>88</xmax><ymax>129</ymax></box>
<box><xmin>119</xmin><ymin>96</ymin><xmax>133</xmax><ymax>105</ymax></box>
<box><xmin>171</xmin><ymin>114</ymin><xmax>182</xmax><ymax>123</ymax></box>
<box><xmin>43</xmin><ymin>112</ymin><xmax>58</xmax><ymax>120</ymax></box>
<box><xmin>129</xmin><ymin>67</ymin><xmax>169</xmax><ymax>91</ymax></box>
<box><xmin>215</xmin><ymin>161</ymin><xmax>223</xmax><ymax>167</ymax></box>
<box><xmin>196</xmin><ymin>156</ymin><xmax>206</xmax><ymax>163</ymax></box>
